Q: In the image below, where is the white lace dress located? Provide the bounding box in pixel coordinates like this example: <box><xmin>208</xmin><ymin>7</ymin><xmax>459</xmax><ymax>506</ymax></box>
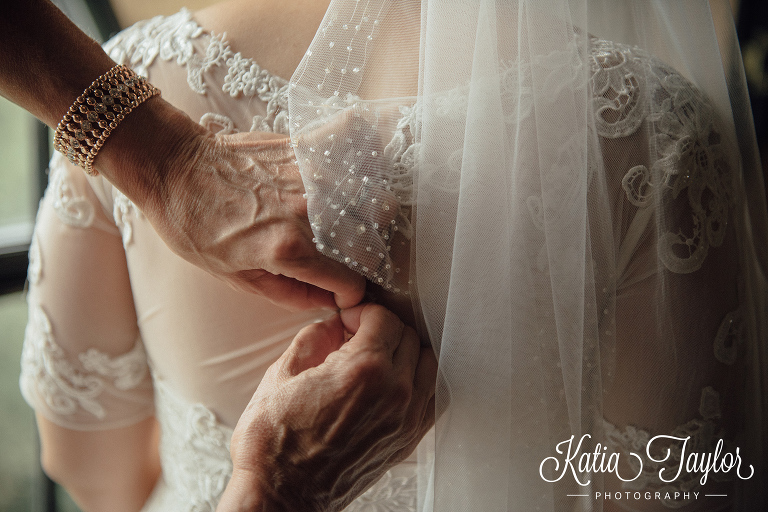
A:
<box><xmin>19</xmin><ymin>7</ymin><xmax>763</xmax><ymax>512</ymax></box>
<box><xmin>20</xmin><ymin>9</ymin><xmax>420</xmax><ymax>511</ymax></box>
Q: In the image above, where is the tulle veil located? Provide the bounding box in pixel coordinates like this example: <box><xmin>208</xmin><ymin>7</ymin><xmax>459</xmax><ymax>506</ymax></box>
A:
<box><xmin>288</xmin><ymin>1</ymin><xmax>768</xmax><ymax>510</ymax></box>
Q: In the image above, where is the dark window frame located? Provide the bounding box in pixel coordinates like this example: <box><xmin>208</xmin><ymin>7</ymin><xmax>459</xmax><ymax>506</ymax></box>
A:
<box><xmin>0</xmin><ymin>4</ymin><xmax>121</xmax><ymax>512</ymax></box>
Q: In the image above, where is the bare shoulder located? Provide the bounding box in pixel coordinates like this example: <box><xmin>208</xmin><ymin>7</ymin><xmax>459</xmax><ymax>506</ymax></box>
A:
<box><xmin>194</xmin><ymin>0</ymin><xmax>331</xmax><ymax>80</ymax></box>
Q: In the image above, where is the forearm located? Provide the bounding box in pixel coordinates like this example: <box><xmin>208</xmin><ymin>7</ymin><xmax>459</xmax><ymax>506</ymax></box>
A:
<box><xmin>0</xmin><ymin>0</ymin><xmax>114</xmax><ymax>128</ymax></box>
<box><xmin>217</xmin><ymin>470</ymin><xmax>276</xmax><ymax>512</ymax></box>
<box><xmin>38</xmin><ymin>415</ymin><xmax>161</xmax><ymax>512</ymax></box>
<box><xmin>93</xmin><ymin>95</ymin><xmax>210</xmax><ymax>220</ymax></box>
<box><xmin>0</xmin><ymin>0</ymin><xmax>208</xmax><ymax>211</ymax></box>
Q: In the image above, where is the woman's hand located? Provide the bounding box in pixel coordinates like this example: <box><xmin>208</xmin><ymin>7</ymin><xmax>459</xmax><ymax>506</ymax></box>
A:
<box><xmin>2</xmin><ymin>0</ymin><xmax>364</xmax><ymax>310</ymax></box>
<box><xmin>218</xmin><ymin>304</ymin><xmax>437</xmax><ymax>512</ymax></box>
<box><xmin>99</xmin><ymin>99</ymin><xmax>366</xmax><ymax>310</ymax></box>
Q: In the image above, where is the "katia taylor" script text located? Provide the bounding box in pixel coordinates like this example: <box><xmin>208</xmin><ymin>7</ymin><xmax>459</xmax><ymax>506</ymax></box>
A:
<box><xmin>538</xmin><ymin>434</ymin><xmax>754</xmax><ymax>486</ymax></box>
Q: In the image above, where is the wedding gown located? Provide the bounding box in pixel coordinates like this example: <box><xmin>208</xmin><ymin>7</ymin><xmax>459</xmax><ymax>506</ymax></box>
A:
<box><xmin>19</xmin><ymin>2</ymin><xmax>768</xmax><ymax>511</ymax></box>
<box><xmin>19</xmin><ymin>9</ymin><xmax>422</xmax><ymax>511</ymax></box>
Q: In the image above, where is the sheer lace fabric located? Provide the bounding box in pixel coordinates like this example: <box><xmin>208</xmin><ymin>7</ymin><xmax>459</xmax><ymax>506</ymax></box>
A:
<box><xmin>20</xmin><ymin>10</ymin><xmax>422</xmax><ymax>511</ymax></box>
<box><xmin>18</xmin><ymin>2</ymin><xmax>768</xmax><ymax>511</ymax></box>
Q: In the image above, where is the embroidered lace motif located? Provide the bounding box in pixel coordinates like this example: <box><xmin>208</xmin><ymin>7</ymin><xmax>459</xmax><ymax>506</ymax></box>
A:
<box><xmin>223</xmin><ymin>53</ymin><xmax>290</xmax><ymax>134</ymax></box>
<box><xmin>104</xmin><ymin>9</ymin><xmax>290</xmax><ymax>136</ymax></box>
<box><xmin>103</xmin><ymin>9</ymin><xmax>205</xmax><ymax>87</ymax></box>
<box><xmin>604</xmin><ymin>387</ymin><xmax>733</xmax><ymax>509</ymax></box>
<box><xmin>49</xmin><ymin>155</ymin><xmax>95</xmax><ymax>228</ymax></box>
<box><xmin>601</xmin><ymin>308</ymin><xmax>744</xmax><ymax>508</ymax></box>
<box><xmin>589</xmin><ymin>39</ymin><xmax>648</xmax><ymax>139</ymax></box>
<box><xmin>20</xmin><ymin>305</ymin><xmax>149</xmax><ymax>421</ymax></box>
<box><xmin>113</xmin><ymin>190</ymin><xmax>141</xmax><ymax>248</ymax></box>
<box><xmin>307</xmin><ymin>37</ymin><xmax>732</xmax><ymax>289</ymax></box>
<box><xmin>200</xmin><ymin>112</ymin><xmax>236</xmax><ymax>135</ymax></box>
<box><xmin>151</xmin><ymin>380</ymin><xmax>233</xmax><ymax>511</ymax></box>
<box><xmin>147</xmin><ymin>381</ymin><xmax>418</xmax><ymax>512</ymax></box>
<box><xmin>598</xmin><ymin>39</ymin><xmax>735</xmax><ymax>275</ymax></box>
<box><xmin>27</xmin><ymin>231</ymin><xmax>42</xmax><ymax>284</ymax></box>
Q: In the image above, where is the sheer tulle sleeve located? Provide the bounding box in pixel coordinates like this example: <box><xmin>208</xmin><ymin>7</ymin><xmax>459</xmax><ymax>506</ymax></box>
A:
<box><xmin>19</xmin><ymin>153</ymin><xmax>154</xmax><ymax>431</ymax></box>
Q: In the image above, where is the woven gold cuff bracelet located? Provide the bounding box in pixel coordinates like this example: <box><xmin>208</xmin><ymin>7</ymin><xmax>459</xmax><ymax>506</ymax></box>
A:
<box><xmin>53</xmin><ymin>64</ymin><xmax>160</xmax><ymax>176</ymax></box>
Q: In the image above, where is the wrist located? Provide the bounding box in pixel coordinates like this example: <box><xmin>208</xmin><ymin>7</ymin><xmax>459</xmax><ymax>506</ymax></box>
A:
<box><xmin>217</xmin><ymin>468</ymin><xmax>282</xmax><ymax>512</ymax></box>
<box><xmin>93</xmin><ymin>95</ymin><xmax>210</xmax><ymax>215</ymax></box>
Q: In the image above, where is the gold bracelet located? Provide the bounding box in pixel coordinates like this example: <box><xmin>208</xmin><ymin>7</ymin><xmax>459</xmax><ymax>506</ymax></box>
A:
<box><xmin>53</xmin><ymin>64</ymin><xmax>160</xmax><ymax>176</ymax></box>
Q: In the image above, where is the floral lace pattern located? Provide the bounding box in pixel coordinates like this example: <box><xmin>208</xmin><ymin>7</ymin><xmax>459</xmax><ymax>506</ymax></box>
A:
<box><xmin>604</xmin><ymin>387</ymin><xmax>733</xmax><ymax>509</ymax></box>
<box><xmin>595</xmin><ymin>39</ymin><xmax>736</xmax><ymax>275</ymax></box>
<box><xmin>223</xmin><ymin>52</ymin><xmax>290</xmax><ymax>134</ymax></box>
<box><xmin>113</xmin><ymin>190</ymin><xmax>142</xmax><ymax>248</ymax></box>
<box><xmin>148</xmin><ymin>381</ymin><xmax>233</xmax><ymax>512</ymax></box>
<box><xmin>589</xmin><ymin>39</ymin><xmax>649</xmax><ymax>139</ymax></box>
<box><xmin>49</xmin><ymin>155</ymin><xmax>95</xmax><ymax>228</ymax></box>
<box><xmin>102</xmin><ymin>13</ymin><xmax>293</xmax><ymax>251</ymax></box>
<box><xmin>20</xmin><ymin>305</ymin><xmax>150</xmax><ymax>422</ymax></box>
<box><xmin>27</xmin><ymin>232</ymin><xmax>42</xmax><ymax>284</ymax></box>
<box><xmin>104</xmin><ymin>8</ymin><xmax>290</xmax><ymax>136</ymax></box>
<box><xmin>145</xmin><ymin>381</ymin><xmax>419</xmax><ymax>512</ymax></box>
<box><xmin>92</xmin><ymin>22</ymin><xmax>423</xmax><ymax>509</ymax></box>
<box><xmin>103</xmin><ymin>9</ymin><xmax>205</xmax><ymax>85</ymax></box>
<box><xmin>318</xmin><ymin>37</ymin><xmax>734</xmax><ymax>290</ymax></box>
<box><xmin>199</xmin><ymin>112</ymin><xmax>236</xmax><ymax>135</ymax></box>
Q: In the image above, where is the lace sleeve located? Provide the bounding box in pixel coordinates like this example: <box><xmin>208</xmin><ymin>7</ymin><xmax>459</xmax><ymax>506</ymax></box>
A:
<box><xmin>19</xmin><ymin>154</ymin><xmax>154</xmax><ymax>431</ymax></box>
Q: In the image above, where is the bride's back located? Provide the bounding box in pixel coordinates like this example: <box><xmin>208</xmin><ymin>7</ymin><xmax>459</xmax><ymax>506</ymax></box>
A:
<box><xmin>20</xmin><ymin>1</ymin><xmax>766</xmax><ymax>510</ymax></box>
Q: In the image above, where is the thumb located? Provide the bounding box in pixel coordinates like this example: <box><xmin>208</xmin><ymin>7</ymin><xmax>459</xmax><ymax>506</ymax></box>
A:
<box><xmin>283</xmin><ymin>314</ymin><xmax>346</xmax><ymax>375</ymax></box>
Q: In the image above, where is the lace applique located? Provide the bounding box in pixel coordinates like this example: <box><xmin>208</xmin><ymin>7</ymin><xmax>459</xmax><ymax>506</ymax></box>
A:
<box><xmin>105</xmin><ymin>10</ymin><xmax>290</xmax><ymax>134</ymax></box>
<box><xmin>27</xmin><ymin>232</ymin><xmax>41</xmax><ymax>284</ymax></box>
<box><xmin>152</xmin><ymin>381</ymin><xmax>233</xmax><ymax>511</ymax></box>
<box><xmin>589</xmin><ymin>39</ymin><xmax>648</xmax><ymax>139</ymax></box>
<box><xmin>200</xmin><ymin>113</ymin><xmax>236</xmax><ymax>135</ymax></box>
<box><xmin>383</xmin><ymin>105</ymin><xmax>419</xmax><ymax>203</ymax></box>
<box><xmin>713</xmin><ymin>309</ymin><xmax>743</xmax><ymax>365</ymax></box>
<box><xmin>500</xmin><ymin>59</ymin><xmax>534</xmax><ymax>123</ymax></box>
<box><xmin>20</xmin><ymin>305</ymin><xmax>149</xmax><ymax>420</ymax></box>
<box><xmin>187</xmin><ymin>34</ymin><xmax>232</xmax><ymax>94</ymax></box>
<box><xmin>49</xmin><ymin>159</ymin><xmax>95</xmax><ymax>228</ymax></box>
<box><xmin>148</xmin><ymin>380</ymin><xmax>419</xmax><ymax>511</ymax></box>
<box><xmin>604</xmin><ymin>387</ymin><xmax>733</xmax><ymax>508</ymax></box>
<box><xmin>621</xmin><ymin>165</ymin><xmax>653</xmax><ymax>208</ymax></box>
<box><xmin>103</xmin><ymin>9</ymin><xmax>205</xmax><ymax>81</ymax></box>
<box><xmin>601</xmin><ymin>40</ymin><xmax>734</xmax><ymax>274</ymax></box>
<box><xmin>223</xmin><ymin>52</ymin><xmax>289</xmax><ymax>134</ymax></box>
<box><xmin>113</xmin><ymin>190</ymin><xmax>141</xmax><ymax>247</ymax></box>
<box><xmin>379</xmin><ymin>104</ymin><xmax>418</xmax><ymax>242</ymax></box>
<box><xmin>222</xmin><ymin>53</ymin><xmax>288</xmax><ymax>135</ymax></box>
<box><xmin>223</xmin><ymin>52</ymin><xmax>288</xmax><ymax>101</ymax></box>
<box><xmin>651</xmin><ymin>84</ymin><xmax>733</xmax><ymax>274</ymax></box>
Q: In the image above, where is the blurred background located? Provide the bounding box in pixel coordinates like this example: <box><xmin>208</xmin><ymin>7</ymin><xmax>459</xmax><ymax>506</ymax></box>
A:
<box><xmin>0</xmin><ymin>0</ymin><xmax>764</xmax><ymax>510</ymax></box>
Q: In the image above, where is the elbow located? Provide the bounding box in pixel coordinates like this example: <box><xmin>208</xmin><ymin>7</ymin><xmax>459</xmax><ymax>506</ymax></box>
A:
<box><xmin>39</xmin><ymin>446</ymin><xmax>96</xmax><ymax>501</ymax></box>
<box><xmin>40</xmin><ymin>447</ymin><xmax>70</xmax><ymax>487</ymax></box>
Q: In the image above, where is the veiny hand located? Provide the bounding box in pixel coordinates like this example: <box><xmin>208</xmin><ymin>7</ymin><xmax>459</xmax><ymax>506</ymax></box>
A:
<box><xmin>217</xmin><ymin>303</ymin><xmax>437</xmax><ymax>512</ymax></box>
<box><xmin>100</xmin><ymin>101</ymin><xmax>366</xmax><ymax>310</ymax></box>
<box><xmin>144</xmin><ymin>125</ymin><xmax>366</xmax><ymax>310</ymax></box>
